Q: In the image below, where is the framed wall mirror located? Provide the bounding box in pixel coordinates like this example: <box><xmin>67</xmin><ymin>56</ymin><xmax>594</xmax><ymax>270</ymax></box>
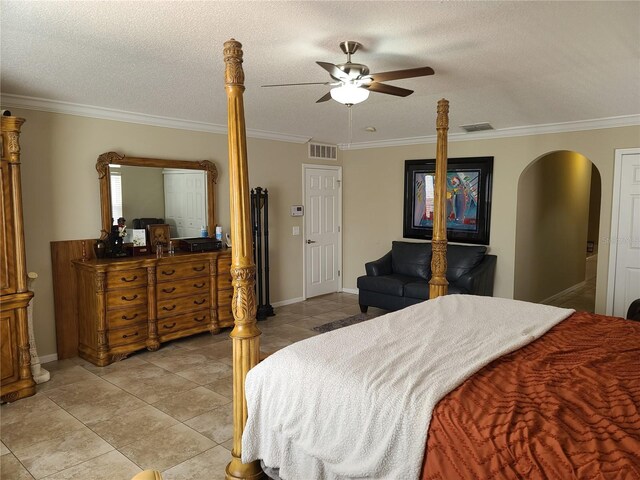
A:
<box><xmin>96</xmin><ymin>152</ymin><xmax>218</xmax><ymax>241</ymax></box>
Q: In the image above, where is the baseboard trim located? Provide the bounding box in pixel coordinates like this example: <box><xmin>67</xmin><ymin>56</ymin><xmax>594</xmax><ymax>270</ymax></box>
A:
<box><xmin>39</xmin><ymin>353</ymin><xmax>59</xmax><ymax>365</ymax></box>
<box><xmin>272</xmin><ymin>291</ymin><xmax>358</xmax><ymax>306</ymax></box>
<box><xmin>272</xmin><ymin>297</ymin><xmax>305</xmax><ymax>308</ymax></box>
<box><xmin>541</xmin><ymin>280</ymin><xmax>586</xmax><ymax>304</ymax></box>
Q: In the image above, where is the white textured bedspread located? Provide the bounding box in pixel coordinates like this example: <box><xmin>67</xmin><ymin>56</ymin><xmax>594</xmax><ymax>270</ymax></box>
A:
<box><xmin>242</xmin><ymin>295</ymin><xmax>574</xmax><ymax>479</ymax></box>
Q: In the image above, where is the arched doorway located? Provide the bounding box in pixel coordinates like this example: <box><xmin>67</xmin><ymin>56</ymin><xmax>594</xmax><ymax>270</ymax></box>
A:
<box><xmin>513</xmin><ymin>150</ymin><xmax>601</xmax><ymax>311</ymax></box>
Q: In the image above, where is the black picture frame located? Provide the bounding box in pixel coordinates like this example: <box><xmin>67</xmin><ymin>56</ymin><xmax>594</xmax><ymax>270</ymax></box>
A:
<box><xmin>403</xmin><ymin>157</ymin><xmax>493</xmax><ymax>245</ymax></box>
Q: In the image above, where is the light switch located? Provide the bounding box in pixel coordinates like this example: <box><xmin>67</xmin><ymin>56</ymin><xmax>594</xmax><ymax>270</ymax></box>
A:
<box><xmin>292</xmin><ymin>226</ymin><xmax>300</xmax><ymax>236</ymax></box>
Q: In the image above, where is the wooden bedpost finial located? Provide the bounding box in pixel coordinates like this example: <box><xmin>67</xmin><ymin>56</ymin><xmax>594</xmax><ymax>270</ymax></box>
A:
<box><xmin>224</xmin><ymin>38</ymin><xmax>245</xmax><ymax>87</ymax></box>
<box><xmin>437</xmin><ymin>98</ymin><xmax>449</xmax><ymax>129</ymax></box>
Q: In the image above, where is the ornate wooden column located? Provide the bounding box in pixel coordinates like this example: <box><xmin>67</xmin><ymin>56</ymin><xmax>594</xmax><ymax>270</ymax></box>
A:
<box><xmin>146</xmin><ymin>266</ymin><xmax>160</xmax><ymax>351</ymax></box>
<box><xmin>223</xmin><ymin>39</ymin><xmax>265</xmax><ymax>480</ymax></box>
<box><xmin>209</xmin><ymin>257</ymin><xmax>221</xmax><ymax>334</ymax></box>
<box><xmin>0</xmin><ymin>116</ymin><xmax>35</xmax><ymax>402</ymax></box>
<box><xmin>429</xmin><ymin>99</ymin><xmax>450</xmax><ymax>299</ymax></box>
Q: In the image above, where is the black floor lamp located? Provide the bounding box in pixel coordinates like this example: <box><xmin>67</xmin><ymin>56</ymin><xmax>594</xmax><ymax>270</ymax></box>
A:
<box><xmin>251</xmin><ymin>187</ymin><xmax>275</xmax><ymax>320</ymax></box>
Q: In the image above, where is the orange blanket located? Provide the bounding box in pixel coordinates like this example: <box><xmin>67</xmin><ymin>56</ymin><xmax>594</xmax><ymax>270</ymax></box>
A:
<box><xmin>421</xmin><ymin>312</ymin><xmax>640</xmax><ymax>479</ymax></box>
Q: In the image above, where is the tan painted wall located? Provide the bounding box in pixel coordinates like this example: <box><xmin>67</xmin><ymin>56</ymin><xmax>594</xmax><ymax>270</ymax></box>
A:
<box><xmin>11</xmin><ymin>106</ymin><xmax>640</xmax><ymax>358</ymax></box>
<box><xmin>513</xmin><ymin>151</ymin><xmax>592</xmax><ymax>303</ymax></box>
<box><xmin>341</xmin><ymin>125</ymin><xmax>640</xmax><ymax>315</ymax></box>
<box><xmin>14</xmin><ymin>108</ymin><xmax>340</xmax><ymax>358</ymax></box>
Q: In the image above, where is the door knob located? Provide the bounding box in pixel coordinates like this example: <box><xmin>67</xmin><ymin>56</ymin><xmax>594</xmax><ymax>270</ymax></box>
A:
<box><xmin>306</xmin><ymin>239</ymin><xmax>316</xmax><ymax>244</ymax></box>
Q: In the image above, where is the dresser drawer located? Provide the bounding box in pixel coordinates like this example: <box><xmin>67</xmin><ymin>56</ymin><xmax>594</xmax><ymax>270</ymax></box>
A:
<box><xmin>106</xmin><ymin>304</ymin><xmax>148</xmax><ymax>329</ymax></box>
<box><xmin>217</xmin><ymin>290</ymin><xmax>233</xmax><ymax>326</ymax></box>
<box><xmin>157</xmin><ymin>293</ymin><xmax>209</xmax><ymax>319</ymax></box>
<box><xmin>157</xmin><ymin>310</ymin><xmax>210</xmax><ymax>338</ymax></box>
<box><xmin>217</xmin><ymin>255</ymin><xmax>231</xmax><ymax>273</ymax></box>
<box><xmin>218</xmin><ymin>307</ymin><xmax>234</xmax><ymax>326</ymax></box>
<box><xmin>217</xmin><ymin>269</ymin><xmax>232</xmax><ymax>290</ymax></box>
<box><xmin>106</xmin><ymin>268</ymin><xmax>147</xmax><ymax>290</ymax></box>
<box><xmin>217</xmin><ymin>256</ymin><xmax>231</xmax><ymax>286</ymax></box>
<box><xmin>108</xmin><ymin>323</ymin><xmax>148</xmax><ymax>347</ymax></box>
<box><xmin>157</xmin><ymin>260</ymin><xmax>209</xmax><ymax>281</ymax></box>
<box><xmin>157</xmin><ymin>277</ymin><xmax>210</xmax><ymax>301</ymax></box>
<box><xmin>218</xmin><ymin>289</ymin><xmax>233</xmax><ymax>308</ymax></box>
<box><xmin>106</xmin><ymin>288</ymin><xmax>147</xmax><ymax>308</ymax></box>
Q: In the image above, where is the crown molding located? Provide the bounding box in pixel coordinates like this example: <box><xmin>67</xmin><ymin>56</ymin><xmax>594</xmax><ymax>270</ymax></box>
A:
<box><xmin>0</xmin><ymin>94</ymin><xmax>312</xmax><ymax>144</ymax></box>
<box><xmin>339</xmin><ymin>114</ymin><xmax>640</xmax><ymax>150</ymax></box>
<box><xmin>3</xmin><ymin>93</ymin><xmax>637</xmax><ymax>150</ymax></box>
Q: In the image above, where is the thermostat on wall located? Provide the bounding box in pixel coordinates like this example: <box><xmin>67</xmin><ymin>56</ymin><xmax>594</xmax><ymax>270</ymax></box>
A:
<box><xmin>291</xmin><ymin>205</ymin><xmax>304</xmax><ymax>217</ymax></box>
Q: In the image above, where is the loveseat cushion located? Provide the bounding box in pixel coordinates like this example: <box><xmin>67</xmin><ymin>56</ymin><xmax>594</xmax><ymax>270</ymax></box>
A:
<box><xmin>133</xmin><ymin>218</ymin><xmax>165</xmax><ymax>229</ymax></box>
<box><xmin>446</xmin><ymin>245</ymin><xmax>487</xmax><ymax>282</ymax></box>
<box><xmin>365</xmin><ymin>251</ymin><xmax>392</xmax><ymax>276</ymax></box>
<box><xmin>357</xmin><ymin>274</ymin><xmax>416</xmax><ymax>297</ymax></box>
<box><xmin>403</xmin><ymin>280</ymin><xmax>469</xmax><ymax>300</ymax></box>
<box><xmin>391</xmin><ymin>241</ymin><xmax>432</xmax><ymax>280</ymax></box>
<box><xmin>403</xmin><ymin>281</ymin><xmax>430</xmax><ymax>300</ymax></box>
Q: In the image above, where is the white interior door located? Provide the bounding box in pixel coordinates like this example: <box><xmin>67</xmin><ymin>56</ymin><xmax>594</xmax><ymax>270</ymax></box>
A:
<box><xmin>304</xmin><ymin>165</ymin><xmax>341</xmax><ymax>298</ymax></box>
<box><xmin>608</xmin><ymin>148</ymin><xmax>640</xmax><ymax>317</ymax></box>
<box><xmin>164</xmin><ymin>170</ymin><xmax>207</xmax><ymax>238</ymax></box>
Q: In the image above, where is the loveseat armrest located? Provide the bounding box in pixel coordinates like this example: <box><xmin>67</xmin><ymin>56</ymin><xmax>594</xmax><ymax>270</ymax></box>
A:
<box><xmin>365</xmin><ymin>251</ymin><xmax>392</xmax><ymax>276</ymax></box>
<box><xmin>455</xmin><ymin>254</ymin><xmax>497</xmax><ymax>296</ymax></box>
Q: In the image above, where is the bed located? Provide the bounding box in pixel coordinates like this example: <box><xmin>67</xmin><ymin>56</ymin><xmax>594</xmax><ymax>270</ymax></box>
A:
<box><xmin>221</xmin><ymin>39</ymin><xmax>640</xmax><ymax>480</ymax></box>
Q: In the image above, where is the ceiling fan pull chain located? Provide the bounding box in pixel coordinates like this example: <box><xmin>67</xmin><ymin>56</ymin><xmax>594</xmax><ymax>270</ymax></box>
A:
<box><xmin>348</xmin><ymin>105</ymin><xmax>353</xmax><ymax>147</ymax></box>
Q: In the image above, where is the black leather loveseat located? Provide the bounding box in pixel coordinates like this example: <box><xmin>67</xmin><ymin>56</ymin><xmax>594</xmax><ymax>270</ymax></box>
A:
<box><xmin>357</xmin><ymin>241</ymin><xmax>497</xmax><ymax>312</ymax></box>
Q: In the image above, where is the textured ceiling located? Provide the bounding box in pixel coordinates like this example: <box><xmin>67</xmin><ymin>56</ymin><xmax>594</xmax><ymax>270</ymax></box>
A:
<box><xmin>1</xmin><ymin>1</ymin><xmax>639</xmax><ymax>146</ymax></box>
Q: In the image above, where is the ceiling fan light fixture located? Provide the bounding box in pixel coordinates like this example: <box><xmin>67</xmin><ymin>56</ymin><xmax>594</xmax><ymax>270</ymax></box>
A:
<box><xmin>330</xmin><ymin>84</ymin><xmax>369</xmax><ymax>105</ymax></box>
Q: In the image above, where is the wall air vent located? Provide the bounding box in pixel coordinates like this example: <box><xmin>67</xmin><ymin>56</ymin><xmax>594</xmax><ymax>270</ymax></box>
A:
<box><xmin>460</xmin><ymin>122</ymin><xmax>494</xmax><ymax>133</ymax></box>
<box><xmin>308</xmin><ymin>142</ymin><xmax>338</xmax><ymax>161</ymax></box>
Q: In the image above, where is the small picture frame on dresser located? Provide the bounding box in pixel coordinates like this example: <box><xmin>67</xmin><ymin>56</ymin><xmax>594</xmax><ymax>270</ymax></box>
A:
<box><xmin>147</xmin><ymin>224</ymin><xmax>171</xmax><ymax>253</ymax></box>
<box><xmin>132</xmin><ymin>229</ymin><xmax>147</xmax><ymax>247</ymax></box>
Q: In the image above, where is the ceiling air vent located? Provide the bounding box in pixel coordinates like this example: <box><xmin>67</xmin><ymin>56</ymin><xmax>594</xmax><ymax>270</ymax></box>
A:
<box><xmin>308</xmin><ymin>142</ymin><xmax>338</xmax><ymax>161</ymax></box>
<box><xmin>460</xmin><ymin>122</ymin><xmax>494</xmax><ymax>133</ymax></box>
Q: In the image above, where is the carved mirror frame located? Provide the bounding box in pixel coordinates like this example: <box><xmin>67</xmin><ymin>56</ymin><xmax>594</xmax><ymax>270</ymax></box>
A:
<box><xmin>96</xmin><ymin>151</ymin><xmax>218</xmax><ymax>240</ymax></box>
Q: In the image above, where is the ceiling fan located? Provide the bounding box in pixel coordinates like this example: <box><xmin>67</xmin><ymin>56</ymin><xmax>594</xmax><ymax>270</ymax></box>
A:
<box><xmin>262</xmin><ymin>41</ymin><xmax>435</xmax><ymax>106</ymax></box>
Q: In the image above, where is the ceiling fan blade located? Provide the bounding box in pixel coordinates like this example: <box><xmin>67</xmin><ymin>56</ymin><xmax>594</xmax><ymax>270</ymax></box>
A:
<box><xmin>369</xmin><ymin>66</ymin><xmax>434</xmax><ymax>82</ymax></box>
<box><xmin>363</xmin><ymin>82</ymin><xmax>414</xmax><ymax>97</ymax></box>
<box><xmin>316</xmin><ymin>61</ymin><xmax>349</xmax><ymax>81</ymax></box>
<box><xmin>315</xmin><ymin>92</ymin><xmax>333</xmax><ymax>103</ymax></box>
<box><xmin>262</xmin><ymin>81</ymin><xmax>330</xmax><ymax>87</ymax></box>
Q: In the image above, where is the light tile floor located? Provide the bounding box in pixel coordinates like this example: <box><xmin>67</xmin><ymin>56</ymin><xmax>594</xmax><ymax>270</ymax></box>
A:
<box><xmin>1</xmin><ymin>279</ymin><xmax>598</xmax><ymax>480</ymax></box>
<box><xmin>543</xmin><ymin>256</ymin><xmax>597</xmax><ymax>313</ymax></box>
<box><xmin>1</xmin><ymin>293</ymin><xmax>386</xmax><ymax>480</ymax></box>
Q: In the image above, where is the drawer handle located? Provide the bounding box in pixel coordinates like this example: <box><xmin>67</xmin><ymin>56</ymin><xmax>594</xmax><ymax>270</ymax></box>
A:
<box><xmin>121</xmin><ymin>275</ymin><xmax>138</xmax><ymax>282</ymax></box>
<box><xmin>163</xmin><ymin>322</ymin><xmax>177</xmax><ymax>329</ymax></box>
<box><xmin>121</xmin><ymin>313</ymin><xmax>139</xmax><ymax>321</ymax></box>
<box><xmin>194</xmin><ymin>299</ymin><xmax>206</xmax><ymax>305</ymax></box>
<box><xmin>193</xmin><ymin>282</ymin><xmax>205</xmax><ymax>288</ymax></box>
<box><xmin>193</xmin><ymin>266</ymin><xmax>206</xmax><ymax>272</ymax></box>
<box><xmin>162</xmin><ymin>287</ymin><xmax>176</xmax><ymax>293</ymax></box>
<box><xmin>121</xmin><ymin>294</ymin><xmax>138</xmax><ymax>301</ymax></box>
<box><xmin>162</xmin><ymin>304</ymin><xmax>177</xmax><ymax>311</ymax></box>
<box><xmin>162</xmin><ymin>269</ymin><xmax>176</xmax><ymax>276</ymax></box>
<box><xmin>228</xmin><ymin>293</ymin><xmax>233</xmax><ymax>298</ymax></box>
<box><xmin>194</xmin><ymin>316</ymin><xmax>206</xmax><ymax>322</ymax></box>
<box><xmin>122</xmin><ymin>331</ymin><xmax>139</xmax><ymax>339</ymax></box>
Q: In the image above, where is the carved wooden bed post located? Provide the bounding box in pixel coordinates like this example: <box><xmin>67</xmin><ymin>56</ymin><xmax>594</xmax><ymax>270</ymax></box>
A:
<box><xmin>429</xmin><ymin>99</ymin><xmax>450</xmax><ymax>299</ymax></box>
<box><xmin>223</xmin><ymin>39</ymin><xmax>265</xmax><ymax>480</ymax></box>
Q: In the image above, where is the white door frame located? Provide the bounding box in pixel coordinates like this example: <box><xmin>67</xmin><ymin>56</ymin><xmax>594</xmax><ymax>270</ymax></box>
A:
<box><xmin>606</xmin><ymin>147</ymin><xmax>640</xmax><ymax>315</ymax></box>
<box><xmin>302</xmin><ymin>163</ymin><xmax>343</xmax><ymax>299</ymax></box>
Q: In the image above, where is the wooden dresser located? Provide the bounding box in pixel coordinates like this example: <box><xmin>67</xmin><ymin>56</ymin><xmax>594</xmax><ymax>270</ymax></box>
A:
<box><xmin>0</xmin><ymin>116</ymin><xmax>35</xmax><ymax>402</ymax></box>
<box><xmin>73</xmin><ymin>249</ymin><xmax>233</xmax><ymax>366</ymax></box>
